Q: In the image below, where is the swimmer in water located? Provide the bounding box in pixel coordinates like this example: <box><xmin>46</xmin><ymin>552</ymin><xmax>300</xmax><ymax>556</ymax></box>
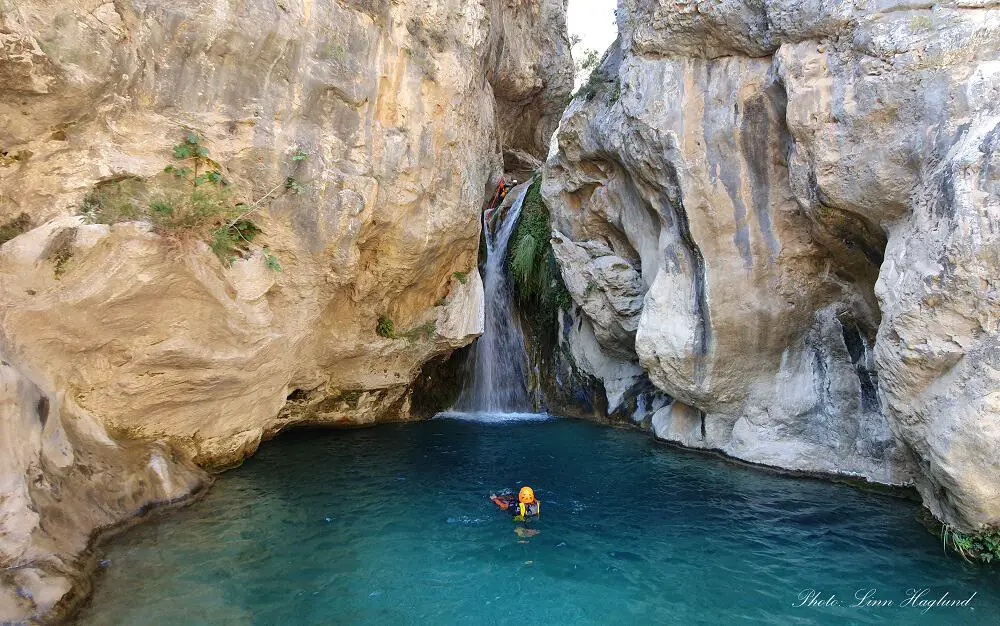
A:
<box><xmin>490</xmin><ymin>486</ymin><xmax>540</xmax><ymax>519</ymax></box>
<box><xmin>491</xmin><ymin>486</ymin><xmax>541</xmax><ymax>539</ymax></box>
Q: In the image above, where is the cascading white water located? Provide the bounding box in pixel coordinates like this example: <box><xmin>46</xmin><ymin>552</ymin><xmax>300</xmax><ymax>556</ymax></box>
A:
<box><xmin>453</xmin><ymin>186</ymin><xmax>532</xmax><ymax>413</ymax></box>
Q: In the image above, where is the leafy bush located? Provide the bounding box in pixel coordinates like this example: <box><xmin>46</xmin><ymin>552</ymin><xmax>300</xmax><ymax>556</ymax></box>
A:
<box><xmin>506</xmin><ymin>176</ymin><xmax>572</xmax><ymax>350</ymax></box>
<box><xmin>942</xmin><ymin>525</ymin><xmax>1000</xmax><ymax>564</ymax></box>
<box><xmin>209</xmin><ymin>218</ymin><xmax>261</xmax><ymax>266</ymax></box>
<box><xmin>376</xmin><ymin>315</ymin><xmax>395</xmax><ymax>338</ymax></box>
<box><xmin>80</xmin><ymin>132</ymin><xmax>305</xmax><ymax>269</ymax></box>
<box><xmin>80</xmin><ymin>178</ymin><xmax>145</xmax><ymax>224</ymax></box>
<box><xmin>263</xmin><ymin>248</ymin><xmax>282</xmax><ymax>272</ymax></box>
<box><xmin>576</xmin><ymin>64</ymin><xmax>614</xmax><ymax>102</ymax></box>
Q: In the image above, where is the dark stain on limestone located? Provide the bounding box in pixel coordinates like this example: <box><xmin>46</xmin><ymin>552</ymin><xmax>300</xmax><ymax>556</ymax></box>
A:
<box><xmin>811</xmin><ymin>342</ymin><xmax>829</xmax><ymax>407</ymax></box>
<box><xmin>36</xmin><ymin>396</ymin><xmax>50</xmax><ymax>428</ymax></box>
<box><xmin>704</xmin><ymin>76</ymin><xmax>752</xmax><ymax>270</ymax></box>
<box><xmin>278</xmin><ymin>387</ymin><xmax>370</xmax><ymax>421</ymax></box>
<box><xmin>0</xmin><ymin>212</ymin><xmax>32</xmax><ymax>245</ymax></box>
<box><xmin>316</xmin><ymin>389</ymin><xmax>365</xmax><ymax>412</ymax></box>
<box><xmin>662</xmin><ymin>244</ymin><xmax>681</xmax><ymax>273</ymax></box>
<box><xmin>41</xmin><ymin>227</ymin><xmax>78</xmax><ymax>278</ymax></box>
<box><xmin>740</xmin><ymin>94</ymin><xmax>778</xmax><ymax>263</ymax></box>
<box><xmin>660</xmin><ymin>161</ymin><xmax>712</xmax><ymax>366</ymax></box>
<box><xmin>769</xmin><ymin>78</ymin><xmax>796</xmax><ymax>169</ymax></box>
<box><xmin>811</xmin><ymin>201</ymin><xmax>887</xmax><ymax>268</ymax></box>
<box><xmin>978</xmin><ymin>121</ymin><xmax>1000</xmax><ymax>193</ymax></box>
<box><xmin>839</xmin><ymin>317</ymin><xmax>880</xmax><ymax>413</ymax></box>
<box><xmin>754</xmin><ymin>88</ymin><xmax>785</xmax><ymax>259</ymax></box>
<box><xmin>535</xmin><ymin>331</ymin><xmax>610</xmax><ymax>421</ymax></box>
<box><xmin>341</xmin><ymin>0</ymin><xmax>390</xmax><ymax>23</ymax></box>
<box><xmin>932</xmin><ymin>163</ymin><xmax>958</xmax><ymax>221</ymax></box>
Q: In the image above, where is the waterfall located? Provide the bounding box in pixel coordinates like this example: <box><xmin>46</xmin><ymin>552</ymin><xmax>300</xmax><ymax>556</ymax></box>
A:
<box><xmin>452</xmin><ymin>186</ymin><xmax>533</xmax><ymax>414</ymax></box>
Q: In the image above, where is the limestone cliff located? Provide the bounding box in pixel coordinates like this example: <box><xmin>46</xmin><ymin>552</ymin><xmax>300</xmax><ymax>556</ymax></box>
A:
<box><xmin>0</xmin><ymin>0</ymin><xmax>571</xmax><ymax>621</ymax></box>
<box><xmin>544</xmin><ymin>0</ymin><xmax>1000</xmax><ymax>531</ymax></box>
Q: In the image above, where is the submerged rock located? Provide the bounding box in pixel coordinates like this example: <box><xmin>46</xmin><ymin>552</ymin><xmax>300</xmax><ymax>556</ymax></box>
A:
<box><xmin>0</xmin><ymin>0</ymin><xmax>571</xmax><ymax>621</ymax></box>
<box><xmin>544</xmin><ymin>0</ymin><xmax>1000</xmax><ymax>529</ymax></box>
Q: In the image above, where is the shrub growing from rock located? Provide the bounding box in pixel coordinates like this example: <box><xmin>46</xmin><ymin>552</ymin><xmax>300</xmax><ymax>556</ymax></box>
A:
<box><xmin>79</xmin><ymin>132</ymin><xmax>300</xmax><ymax>268</ymax></box>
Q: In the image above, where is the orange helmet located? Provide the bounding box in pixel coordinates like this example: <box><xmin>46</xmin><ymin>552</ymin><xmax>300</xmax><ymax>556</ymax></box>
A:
<box><xmin>518</xmin><ymin>486</ymin><xmax>535</xmax><ymax>504</ymax></box>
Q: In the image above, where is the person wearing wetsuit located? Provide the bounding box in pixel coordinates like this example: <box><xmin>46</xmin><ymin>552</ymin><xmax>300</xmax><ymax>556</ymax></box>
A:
<box><xmin>490</xmin><ymin>486</ymin><xmax>540</xmax><ymax>521</ymax></box>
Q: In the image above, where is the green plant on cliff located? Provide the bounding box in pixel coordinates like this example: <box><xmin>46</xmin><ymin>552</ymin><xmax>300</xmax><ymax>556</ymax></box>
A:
<box><xmin>506</xmin><ymin>175</ymin><xmax>572</xmax><ymax>351</ymax></box>
<box><xmin>942</xmin><ymin>525</ymin><xmax>1000</xmax><ymax>564</ymax></box>
<box><xmin>575</xmin><ymin>60</ymin><xmax>617</xmax><ymax>102</ymax></box>
<box><xmin>402</xmin><ymin>320</ymin><xmax>436</xmax><ymax>343</ymax></box>
<box><xmin>80</xmin><ymin>133</ymin><xmax>308</xmax><ymax>269</ymax></box>
<box><xmin>376</xmin><ymin>315</ymin><xmax>395</xmax><ymax>338</ymax></box>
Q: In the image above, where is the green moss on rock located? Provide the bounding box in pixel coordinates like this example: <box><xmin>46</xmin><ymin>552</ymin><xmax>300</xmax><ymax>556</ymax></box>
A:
<box><xmin>505</xmin><ymin>175</ymin><xmax>572</xmax><ymax>353</ymax></box>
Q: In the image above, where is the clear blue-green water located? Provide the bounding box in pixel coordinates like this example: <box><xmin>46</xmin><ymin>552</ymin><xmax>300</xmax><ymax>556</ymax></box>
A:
<box><xmin>79</xmin><ymin>415</ymin><xmax>1000</xmax><ymax>625</ymax></box>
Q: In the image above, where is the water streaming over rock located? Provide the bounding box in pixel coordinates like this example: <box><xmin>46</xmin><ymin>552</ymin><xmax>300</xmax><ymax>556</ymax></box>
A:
<box><xmin>453</xmin><ymin>186</ymin><xmax>532</xmax><ymax>413</ymax></box>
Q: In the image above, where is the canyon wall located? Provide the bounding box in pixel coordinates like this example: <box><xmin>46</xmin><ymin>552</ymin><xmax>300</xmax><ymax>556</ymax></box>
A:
<box><xmin>0</xmin><ymin>0</ymin><xmax>571</xmax><ymax>621</ymax></box>
<box><xmin>544</xmin><ymin>0</ymin><xmax>1000</xmax><ymax>531</ymax></box>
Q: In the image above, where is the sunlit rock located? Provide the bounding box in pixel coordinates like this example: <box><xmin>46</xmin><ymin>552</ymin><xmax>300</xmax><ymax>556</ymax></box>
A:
<box><xmin>545</xmin><ymin>0</ymin><xmax>1000</xmax><ymax>528</ymax></box>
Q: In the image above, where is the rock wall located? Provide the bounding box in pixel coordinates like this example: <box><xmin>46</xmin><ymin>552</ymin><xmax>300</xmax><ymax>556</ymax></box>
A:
<box><xmin>0</xmin><ymin>0</ymin><xmax>571</xmax><ymax>621</ymax></box>
<box><xmin>544</xmin><ymin>0</ymin><xmax>1000</xmax><ymax>530</ymax></box>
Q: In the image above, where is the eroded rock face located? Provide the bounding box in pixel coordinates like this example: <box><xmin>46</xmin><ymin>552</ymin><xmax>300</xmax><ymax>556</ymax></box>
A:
<box><xmin>0</xmin><ymin>357</ymin><xmax>205</xmax><ymax>621</ymax></box>
<box><xmin>545</xmin><ymin>0</ymin><xmax>1000</xmax><ymax>527</ymax></box>
<box><xmin>0</xmin><ymin>0</ymin><xmax>570</xmax><ymax>621</ymax></box>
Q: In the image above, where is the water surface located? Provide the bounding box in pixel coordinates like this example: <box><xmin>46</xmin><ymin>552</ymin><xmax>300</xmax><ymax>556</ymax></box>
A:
<box><xmin>80</xmin><ymin>416</ymin><xmax>1000</xmax><ymax>625</ymax></box>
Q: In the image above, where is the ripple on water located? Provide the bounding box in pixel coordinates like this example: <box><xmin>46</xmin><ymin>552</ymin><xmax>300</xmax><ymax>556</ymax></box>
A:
<box><xmin>79</xmin><ymin>419</ymin><xmax>1000</xmax><ymax>626</ymax></box>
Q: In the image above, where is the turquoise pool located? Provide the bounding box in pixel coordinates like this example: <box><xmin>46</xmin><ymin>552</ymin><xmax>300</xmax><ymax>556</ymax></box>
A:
<box><xmin>78</xmin><ymin>415</ymin><xmax>1000</xmax><ymax>625</ymax></box>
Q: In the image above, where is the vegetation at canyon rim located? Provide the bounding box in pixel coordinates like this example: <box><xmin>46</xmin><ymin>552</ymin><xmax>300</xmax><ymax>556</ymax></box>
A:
<box><xmin>576</xmin><ymin>62</ymin><xmax>621</xmax><ymax>103</ymax></box>
<box><xmin>570</xmin><ymin>32</ymin><xmax>600</xmax><ymax>91</ymax></box>
<box><xmin>79</xmin><ymin>132</ymin><xmax>303</xmax><ymax>270</ymax></box>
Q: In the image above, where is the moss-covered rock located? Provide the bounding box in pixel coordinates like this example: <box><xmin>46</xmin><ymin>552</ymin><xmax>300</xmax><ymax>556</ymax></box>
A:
<box><xmin>505</xmin><ymin>175</ymin><xmax>572</xmax><ymax>355</ymax></box>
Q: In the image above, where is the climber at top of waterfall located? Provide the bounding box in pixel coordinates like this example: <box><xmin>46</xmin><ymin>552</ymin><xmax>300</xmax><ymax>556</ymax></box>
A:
<box><xmin>490</xmin><ymin>486</ymin><xmax>541</xmax><ymax>520</ymax></box>
<box><xmin>492</xmin><ymin>177</ymin><xmax>510</xmax><ymax>206</ymax></box>
<box><xmin>484</xmin><ymin>178</ymin><xmax>507</xmax><ymax>229</ymax></box>
<box><xmin>484</xmin><ymin>177</ymin><xmax>522</xmax><ymax>232</ymax></box>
